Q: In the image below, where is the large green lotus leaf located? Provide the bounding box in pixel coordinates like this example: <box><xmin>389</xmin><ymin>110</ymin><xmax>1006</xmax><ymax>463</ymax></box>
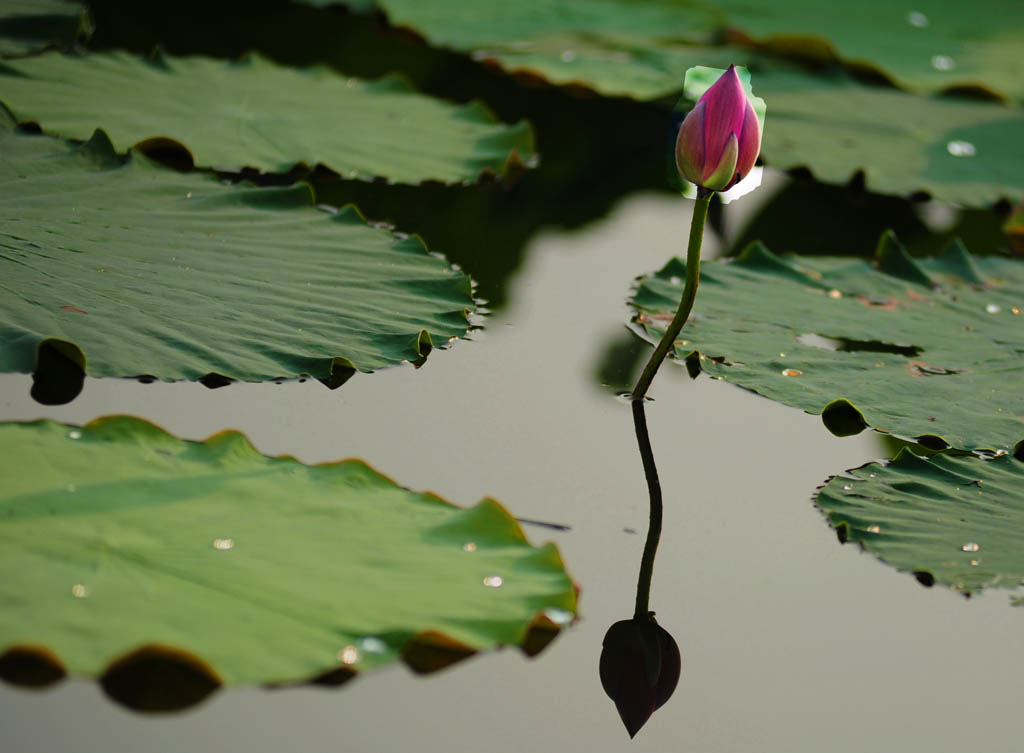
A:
<box><xmin>379</xmin><ymin>0</ymin><xmax>1024</xmax><ymax>102</ymax></box>
<box><xmin>816</xmin><ymin>450</ymin><xmax>1024</xmax><ymax>597</ymax></box>
<box><xmin>377</xmin><ymin>0</ymin><xmax>720</xmax><ymax>100</ymax></box>
<box><xmin>754</xmin><ymin>68</ymin><xmax>1024</xmax><ymax>205</ymax></box>
<box><xmin>630</xmin><ymin>234</ymin><xmax>1024</xmax><ymax>453</ymax></box>
<box><xmin>375</xmin><ymin>1</ymin><xmax>1024</xmax><ymax>203</ymax></box>
<box><xmin>716</xmin><ymin>65</ymin><xmax>1024</xmax><ymax>204</ymax></box>
<box><xmin>0</xmin><ymin>109</ymin><xmax>475</xmax><ymax>390</ymax></box>
<box><xmin>707</xmin><ymin>0</ymin><xmax>1024</xmax><ymax>103</ymax></box>
<box><xmin>469</xmin><ymin>34</ymin><xmax>736</xmax><ymax>100</ymax></box>
<box><xmin>0</xmin><ymin>416</ymin><xmax>577</xmax><ymax>707</ymax></box>
<box><xmin>380</xmin><ymin>0</ymin><xmax>715</xmax><ymax>53</ymax></box>
<box><xmin>0</xmin><ymin>50</ymin><xmax>532</xmax><ymax>182</ymax></box>
<box><xmin>0</xmin><ymin>0</ymin><xmax>86</xmax><ymax>56</ymax></box>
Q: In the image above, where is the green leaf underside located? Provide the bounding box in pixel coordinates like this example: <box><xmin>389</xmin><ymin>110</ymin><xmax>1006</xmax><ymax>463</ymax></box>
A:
<box><xmin>631</xmin><ymin>238</ymin><xmax>1024</xmax><ymax>453</ymax></box>
<box><xmin>816</xmin><ymin>451</ymin><xmax>1024</xmax><ymax>596</ymax></box>
<box><xmin>376</xmin><ymin>1</ymin><xmax>1024</xmax><ymax>203</ymax></box>
<box><xmin>0</xmin><ymin>50</ymin><xmax>533</xmax><ymax>182</ymax></box>
<box><xmin>0</xmin><ymin>416</ymin><xmax>577</xmax><ymax>685</ymax></box>
<box><xmin>0</xmin><ymin>0</ymin><xmax>84</xmax><ymax>57</ymax></box>
<box><xmin>378</xmin><ymin>0</ymin><xmax>1024</xmax><ymax>102</ymax></box>
<box><xmin>0</xmin><ymin>112</ymin><xmax>475</xmax><ymax>383</ymax></box>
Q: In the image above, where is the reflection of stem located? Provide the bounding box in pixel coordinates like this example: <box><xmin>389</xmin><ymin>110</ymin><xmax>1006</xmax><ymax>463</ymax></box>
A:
<box><xmin>631</xmin><ymin>398</ymin><xmax>661</xmax><ymax>620</ymax></box>
<box><xmin>631</xmin><ymin>189</ymin><xmax>711</xmax><ymax>400</ymax></box>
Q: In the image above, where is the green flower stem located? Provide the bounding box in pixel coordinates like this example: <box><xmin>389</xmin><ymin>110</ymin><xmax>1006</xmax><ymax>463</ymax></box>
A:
<box><xmin>629</xmin><ymin>188</ymin><xmax>711</xmax><ymax>620</ymax></box>
<box><xmin>631</xmin><ymin>397</ymin><xmax>661</xmax><ymax>621</ymax></box>
<box><xmin>631</xmin><ymin>189</ymin><xmax>711</xmax><ymax>401</ymax></box>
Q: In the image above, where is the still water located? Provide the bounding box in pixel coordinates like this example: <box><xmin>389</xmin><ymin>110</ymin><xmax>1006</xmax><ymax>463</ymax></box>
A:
<box><xmin>1</xmin><ymin>192</ymin><xmax>1021</xmax><ymax>752</ymax></box>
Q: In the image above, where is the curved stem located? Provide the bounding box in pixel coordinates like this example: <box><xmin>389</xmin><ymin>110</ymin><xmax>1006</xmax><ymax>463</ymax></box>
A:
<box><xmin>631</xmin><ymin>398</ymin><xmax>661</xmax><ymax>620</ymax></box>
<box><xmin>631</xmin><ymin>190</ymin><xmax>711</xmax><ymax>401</ymax></box>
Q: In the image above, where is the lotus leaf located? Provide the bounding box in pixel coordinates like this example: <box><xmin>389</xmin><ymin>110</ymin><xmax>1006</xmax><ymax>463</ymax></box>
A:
<box><xmin>374</xmin><ymin>1</ymin><xmax>1024</xmax><ymax>203</ymax></box>
<box><xmin>0</xmin><ymin>416</ymin><xmax>577</xmax><ymax>709</ymax></box>
<box><xmin>0</xmin><ymin>50</ymin><xmax>533</xmax><ymax>182</ymax></box>
<box><xmin>816</xmin><ymin>450</ymin><xmax>1024</xmax><ymax>597</ymax></box>
<box><xmin>0</xmin><ymin>110</ymin><xmax>475</xmax><ymax>395</ymax></box>
<box><xmin>630</xmin><ymin>234</ymin><xmax>1024</xmax><ymax>453</ymax></box>
<box><xmin>0</xmin><ymin>0</ymin><xmax>86</xmax><ymax>56</ymax></box>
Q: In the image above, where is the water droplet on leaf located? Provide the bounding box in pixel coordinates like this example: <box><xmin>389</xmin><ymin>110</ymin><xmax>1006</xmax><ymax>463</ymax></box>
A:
<box><xmin>906</xmin><ymin>10</ymin><xmax>929</xmax><ymax>26</ymax></box>
<box><xmin>542</xmin><ymin>608</ymin><xmax>574</xmax><ymax>625</ymax></box>
<box><xmin>358</xmin><ymin>637</ymin><xmax>387</xmax><ymax>654</ymax></box>
<box><xmin>483</xmin><ymin>575</ymin><xmax>504</xmax><ymax>588</ymax></box>
<box><xmin>961</xmin><ymin>542</ymin><xmax>980</xmax><ymax>553</ymax></box>
<box><xmin>946</xmin><ymin>140</ymin><xmax>975</xmax><ymax>157</ymax></box>
<box><xmin>337</xmin><ymin>645</ymin><xmax>359</xmax><ymax>664</ymax></box>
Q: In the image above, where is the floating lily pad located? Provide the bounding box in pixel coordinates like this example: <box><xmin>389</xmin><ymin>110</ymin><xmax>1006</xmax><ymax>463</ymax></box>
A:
<box><xmin>374</xmin><ymin>1</ymin><xmax>1024</xmax><ymax>203</ymax></box>
<box><xmin>0</xmin><ymin>416</ymin><xmax>577</xmax><ymax>709</ymax></box>
<box><xmin>708</xmin><ymin>0</ymin><xmax>1024</xmax><ymax>102</ymax></box>
<box><xmin>630</xmin><ymin>233</ymin><xmax>1024</xmax><ymax>453</ymax></box>
<box><xmin>0</xmin><ymin>109</ymin><xmax>475</xmax><ymax>398</ymax></box>
<box><xmin>754</xmin><ymin>68</ymin><xmax>1024</xmax><ymax>205</ymax></box>
<box><xmin>0</xmin><ymin>0</ymin><xmax>87</xmax><ymax>56</ymax></box>
<box><xmin>378</xmin><ymin>0</ymin><xmax>719</xmax><ymax>100</ymax></box>
<box><xmin>816</xmin><ymin>450</ymin><xmax>1024</xmax><ymax>597</ymax></box>
<box><xmin>380</xmin><ymin>0</ymin><xmax>715</xmax><ymax>57</ymax></box>
<box><xmin>380</xmin><ymin>0</ymin><xmax>1024</xmax><ymax>102</ymax></box>
<box><xmin>0</xmin><ymin>50</ymin><xmax>532</xmax><ymax>182</ymax></box>
<box><xmin>467</xmin><ymin>34</ymin><xmax>727</xmax><ymax>100</ymax></box>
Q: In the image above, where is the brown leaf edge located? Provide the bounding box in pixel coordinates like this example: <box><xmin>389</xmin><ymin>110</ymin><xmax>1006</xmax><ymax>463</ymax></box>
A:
<box><xmin>0</xmin><ymin>601</ymin><xmax>577</xmax><ymax>713</ymax></box>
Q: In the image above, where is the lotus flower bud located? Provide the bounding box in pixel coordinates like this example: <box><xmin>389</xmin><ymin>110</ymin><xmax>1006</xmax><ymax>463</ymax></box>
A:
<box><xmin>599</xmin><ymin>614</ymin><xmax>681</xmax><ymax>738</ymax></box>
<box><xmin>675</xmin><ymin>65</ymin><xmax>761</xmax><ymax>192</ymax></box>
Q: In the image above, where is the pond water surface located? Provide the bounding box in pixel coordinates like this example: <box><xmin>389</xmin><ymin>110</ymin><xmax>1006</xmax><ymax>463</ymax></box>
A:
<box><xmin>1</xmin><ymin>191</ymin><xmax>1021</xmax><ymax>753</ymax></box>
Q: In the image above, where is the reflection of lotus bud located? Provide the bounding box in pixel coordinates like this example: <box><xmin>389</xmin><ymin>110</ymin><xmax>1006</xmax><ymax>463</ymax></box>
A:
<box><xmin>675</xmin><ymin>65</ymin><xmax>761</xmax><ymax>192</ymax></box>
<box><xmin>599</xmin><ymin>614</ymin><xmax>681</xmax><ymax>738</ymax></box>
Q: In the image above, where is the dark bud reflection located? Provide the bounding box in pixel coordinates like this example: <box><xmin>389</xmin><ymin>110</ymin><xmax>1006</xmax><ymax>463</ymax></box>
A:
<box><xmin>600</xmin><ymin>398</ymin><xmax>681</xmax><ymax>738</ymax></box>
<box><xmin>599</xmin><ymin>613</ymin><xmax>680</xmax><ymax>738</ymax></box>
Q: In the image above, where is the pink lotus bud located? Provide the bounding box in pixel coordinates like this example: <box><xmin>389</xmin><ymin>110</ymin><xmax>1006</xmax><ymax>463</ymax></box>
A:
<box><xmin>675</xmin><ymin>65</ymin><xmax>761</xmax><ymax>192</ymax></box>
